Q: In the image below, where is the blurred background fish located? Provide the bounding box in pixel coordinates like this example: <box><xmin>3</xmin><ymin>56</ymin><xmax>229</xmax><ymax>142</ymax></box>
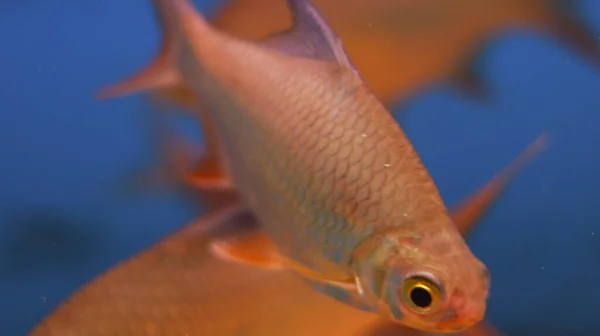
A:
<box><xmin>28</xmin><ymin>200</ymin><xmax>501</xmax><ymax>336</ymax></box>
<box><xmin>211</xmin><ymin>0</ymin><xmax>600</xmax><ymax>105</ymax></box>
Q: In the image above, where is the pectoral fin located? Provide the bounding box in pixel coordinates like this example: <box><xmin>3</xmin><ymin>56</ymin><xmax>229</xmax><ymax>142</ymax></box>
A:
<box><xmin>209</xmin><ymin>231</ymin><xmax>285</xmax><ymax>269</ymax></box>
<box><xmin>451</xmin><ymin>134</ymin><xmax>548</xmax><ymax>236</ymax></box>
<box><xmin>209</xmin><ymin>231</ymin><xmax>356</xmax><ymax>289</ymax></box>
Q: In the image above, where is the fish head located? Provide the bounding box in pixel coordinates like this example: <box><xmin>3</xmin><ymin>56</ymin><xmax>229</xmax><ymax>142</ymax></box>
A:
<box><xmin>353</xmin><ymin>223</ymin><xmax>490</xmax><ymax>333</ymax></box>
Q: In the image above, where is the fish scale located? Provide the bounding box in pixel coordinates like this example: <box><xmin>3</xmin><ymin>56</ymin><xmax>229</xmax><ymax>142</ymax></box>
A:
<box><xmin>194</xmin><ymin>51</ymin><xmax>450</xmax><ymax>275</ymax></box>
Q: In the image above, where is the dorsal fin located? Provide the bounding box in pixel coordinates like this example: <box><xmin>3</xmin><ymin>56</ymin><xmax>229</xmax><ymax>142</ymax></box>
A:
<box><xmin>259</xmin><ymin>0</ymin><xmax>357</xmax><ymax>71</ymax></box>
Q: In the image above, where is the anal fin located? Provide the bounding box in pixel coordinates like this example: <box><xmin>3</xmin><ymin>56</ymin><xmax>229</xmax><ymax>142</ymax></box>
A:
<box><xmin>148</xmin><ymin>84</ymin><xmax>233</xmax><ymax>192</ymax></box>
<box><xmin>185</xmin><ymin>156</ymin><xmax>232</xmax><ymax>190</ymax></box>
<box><xmin>123</xmin><ymin>102</ymin><xmax>232</xmax><ymax>199</ymax></box>
<box><xmin>160</xmin><ymin>125</ymin><xmax>232</xmax><ymax>192</ymax></box>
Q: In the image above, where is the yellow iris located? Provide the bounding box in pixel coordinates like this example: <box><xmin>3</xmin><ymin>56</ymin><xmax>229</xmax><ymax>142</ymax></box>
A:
<box><xmin>400</xmin><ymin>276</ymin><xmax>443</xmax><ymax>314</ymax></box>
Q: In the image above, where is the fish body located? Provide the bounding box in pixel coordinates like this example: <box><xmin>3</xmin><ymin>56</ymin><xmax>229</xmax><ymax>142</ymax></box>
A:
<box><xmin>100</xmin><ymin>0</ymin><xmax>490</xmax><ymax>332</ymax></box>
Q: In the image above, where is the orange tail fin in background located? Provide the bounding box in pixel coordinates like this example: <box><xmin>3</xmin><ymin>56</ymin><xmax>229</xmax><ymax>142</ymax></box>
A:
<box><xmin>451</xmin><ymin>134</ymin><xmax>548</xmax><ymax>235</ymax></box>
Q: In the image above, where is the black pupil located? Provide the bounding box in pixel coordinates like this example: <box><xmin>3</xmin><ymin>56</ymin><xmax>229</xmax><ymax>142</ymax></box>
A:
<box><xmin>410</xmin><ymin>287</ymin><xmax>432</xmax><ymax>308</ymax></box>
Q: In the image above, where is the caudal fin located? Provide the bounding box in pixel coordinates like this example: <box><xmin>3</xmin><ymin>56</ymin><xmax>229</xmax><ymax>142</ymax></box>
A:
<box><xmin>97</xmin><ymin>0</ymin><xmax>209</xmax><ymax>100</ymax></box>
<box><xmin>451</xmin><ymin>134</ymin><xmax>548</xmax><ymax>235</ymax></box>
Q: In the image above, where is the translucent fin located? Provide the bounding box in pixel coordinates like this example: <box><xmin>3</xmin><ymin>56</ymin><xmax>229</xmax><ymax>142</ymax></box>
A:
<box><xmin>123</xmin><ymin>100</ymin><xmax>232</xmax><ymax>198</ymax></box>
<box><xmin>97</xmin><ymin>0</ymin><xmax>210</xmax><ymax>99</ymax></box>
<box><xmin>210</xmin><ymin>231</ymin><xmax>356</xmax><ymax>289</ymax></box>
<box><xmin>209</xmin><ymin>231</ymin><xmax>286</xmax><ymax>269</ymax></box>
<box><xmin>152</xmin><ymin>84</ymin><xmax>199</xmax><ymax>110</ymax></box>
<box><xmin>259</xmin><ymin>0</ymin><xmax>357</xmax><ymax>71</ymax></box>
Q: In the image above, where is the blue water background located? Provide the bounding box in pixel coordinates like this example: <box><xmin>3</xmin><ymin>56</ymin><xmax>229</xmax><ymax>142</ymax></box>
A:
<box><xmin>1</xmin><ymin>0</ymin><xmax>600</xmax><ymax>334</ymax></box>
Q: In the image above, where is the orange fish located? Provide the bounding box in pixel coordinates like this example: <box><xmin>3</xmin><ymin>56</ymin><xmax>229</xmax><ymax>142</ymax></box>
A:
<box><xmin>208</xmin><ymin>0</ymin><xmax>599</xmax><ymax>105</ymax></box>
<box><xmin>98</xmin><ymin>0</ymin><xmax>501</xmax><ymax>331</ymax></box>
<box><xmin>95</xmin><ymin>0</ymin><xmax>552</xmax><ymax>332</ymax></box>
<box><xmin>29</xmin><ymin>120</ymin><xmax>543</xmax><ymax>335</ymax></box>
<box><xmin>26</xmin><ymin>203</ymin><xmax>491</xmax><ymax>336</ymax></box>
<box><xmin>28</xmin><ymin>207</ymin><xmax>497</xmax><ymax>336</ymax></box>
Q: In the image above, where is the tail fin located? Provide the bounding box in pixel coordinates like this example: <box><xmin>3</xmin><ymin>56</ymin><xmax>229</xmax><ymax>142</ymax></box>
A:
<box><xmin>451</xmin><ymin>134</ymin><xmax>548</xmax><ymax>235</ymax></box>
<box><xmin>97</xmin><ymin>0</ymin><xmax>210</xmax><ymax>100</ymax></box>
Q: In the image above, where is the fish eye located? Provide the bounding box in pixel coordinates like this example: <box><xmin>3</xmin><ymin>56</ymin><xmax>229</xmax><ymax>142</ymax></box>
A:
<box><xmin>400</xmin><ymin>274</ymin><xmax>443</xmax><ymax>314</ymax></box>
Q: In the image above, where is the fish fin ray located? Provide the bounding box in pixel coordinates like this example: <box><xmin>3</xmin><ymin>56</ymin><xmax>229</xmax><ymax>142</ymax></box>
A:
<box><xmin>259</xmin><ymin>0</ymin><xmax>357</xmax><ymax>71</ymax></box>
<box><xmin>184</xmin><ymin>159</ymin><xmax>235</xmax><ymax>190</ymax></box>
<box><xmin>209</xmin><ymin>232</ymin><xmax>357</xmax><ymax>289</ymax></box>
<box><xmin>149</xmin><ymin>125</ymin><xmax>232</xmax><ymax>192</ymax></box>
<box><xmin>209</xmin><ymin>232</ymin><xmax>285</xmax><ymax>269</ymax></box>
<box><xmin>97</xmin><ymin>48</ymin><xmax>180</xmax><ymax>99</ymax></box>
<box><xmin>97</xmin><ymin>0</ymin><xmax>210</xmax><ymax>99</ymax></box>
<box><xmin>178</xmin><ymin>202</ymin><xmax>248</xmax><ymax>237</ymax></box>
<box><xmin>181</xmin><ymin>205</ymin><xmax>259</xmax><ymax>240</ymax></box>
<box><xmin>144</xmin><ymin>122</ymin><xmax>232</xmax><ymax>192</ymax></box>
<box><xmin>151</xmin><ymin>84</ymin><xmax>199</xmax><ymax>110</ymax></box>
<box><xmin>121</xmin><ymin>102</ymin><xmax>232</xmax><ymax>198</ymax></box>
<box><xmin>451</xmin><ymin>134</ymin><xmax>548</xmax><ymax>236</ymax></box>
